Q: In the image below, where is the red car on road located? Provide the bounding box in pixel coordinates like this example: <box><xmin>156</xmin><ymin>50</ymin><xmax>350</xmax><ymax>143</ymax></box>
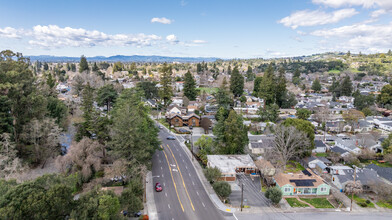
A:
<box><xmin>155</xmin><ymin>183</ymin><xmax>162</xmax><ymax>192</ymax></box>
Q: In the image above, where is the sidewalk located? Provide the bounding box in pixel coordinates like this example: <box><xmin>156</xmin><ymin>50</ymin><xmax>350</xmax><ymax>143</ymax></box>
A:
<box><xmin>145</xmin><ymin>171</ymin><xmax>158</xmax><ymax>220</ymax></box>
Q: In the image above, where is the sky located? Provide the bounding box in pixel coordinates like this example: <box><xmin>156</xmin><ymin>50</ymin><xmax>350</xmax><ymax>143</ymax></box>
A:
<box><xmin>0</xmin><ymin>0</ymin><xmax>392</xmax><ymax>59</ymax></box>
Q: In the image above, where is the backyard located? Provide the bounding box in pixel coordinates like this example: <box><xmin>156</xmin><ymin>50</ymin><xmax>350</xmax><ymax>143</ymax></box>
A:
<box><xmin>284</xmin><ymin>161</ymin><xmax>305</xmax><ymax>173</ymax></box>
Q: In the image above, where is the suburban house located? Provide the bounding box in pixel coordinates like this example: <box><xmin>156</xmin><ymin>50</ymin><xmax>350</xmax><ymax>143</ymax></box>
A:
<box><xmin>166</xmin><ymin>113</ymin><xmax>200</xmax><ymax>127</ymax></box>
<box><xmin>335</xmin><ymin>137</ymin><xmax>361</xmax><ymax>154</ymax></box>
<box><xmin>312</xmin><ymin>140</ymin><xmax>327</xmax><ymax>153</ymax></box>
<box><xmin>274</xmin><ymin>169</ymin><xmax>330</xmax><ymax>196</ymax></box>
<box><xmin>207</xmin><ymin>154</ymin><xmax>258</xmax><ymax>181</ymax></box>
<box><xmin>332</xmin><ymin>168</ymin><xmax>383</xmax><ymax>192</ymax></box>
<box><xmin>366</xmin><ymin>164</ymin><xmax>392</xmax><ymax>184</ymax></box>
<box><xmin>374</xmin><ymin>118</ymin><xmax>392</xmax><ymax>132</ymax></box>
<box><xmin>248</xmin><ymin>138</ymin><xmax>274</xmax><ymax>154</ymax></box>
<box><xmin>167</xmin><ymin>105</ymin><xmax>182</xmax><ymax>115</ymax></box>
<box><xmin>302</xmin><ymin>156</ymin><xmax>331</xmax><ymax>173</ymax></box>
<box><xmin>330</xmin><ymin>146</ymin><xmax>350</xmax><ymax>157</ymax></box>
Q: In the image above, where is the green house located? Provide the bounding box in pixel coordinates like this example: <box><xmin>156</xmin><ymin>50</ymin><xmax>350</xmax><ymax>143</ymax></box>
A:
<box><xmin>274</xmin><ymin>169</ymin><xmax>330</xmax><ymax>196</ymax></box>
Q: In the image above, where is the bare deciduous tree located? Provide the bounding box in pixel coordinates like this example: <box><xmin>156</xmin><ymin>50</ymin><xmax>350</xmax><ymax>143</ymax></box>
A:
<box><xmin>313</xmin><ymin>106</ymin><xmax>332</xmax><ymax>124</ymax></box>
<box><xmin>56</xmin><ymin>137</ymin><xmax>103</xmax><ymax>180</ymax></box>
<box><xmin>327</xmin><ymin>152</ymin><xmax>341</xmax><ymax>164</ymax></box>
<box><xmin>0</xmin><ymin>133</ymin><xmax>24</xmax><ymax>178</ymax></box>
<box><xmin>345</xmin><ymin>181</ymin><xmax>363</xmax><ymax>195</ymax></box>
<box><xmin>272</xmin><ymin>125</ymin><xmax>310</xmax><ymax>168</ymax></box>
<box><xmin>22</xmin><ymin>118</ymin><xmax>62</xmax><ymax>167</ymax></box>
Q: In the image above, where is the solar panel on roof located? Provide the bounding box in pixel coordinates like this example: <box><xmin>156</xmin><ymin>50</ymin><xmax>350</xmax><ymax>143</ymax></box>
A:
<box><xmin>289</xmin><ymin>179</ymin><xmax>316</xmax><ymax>186</ymax></box>
<box><xmin>302</xmin><ymin>169</ymin><xmax>312</xmax><ymax>176</ymax></box>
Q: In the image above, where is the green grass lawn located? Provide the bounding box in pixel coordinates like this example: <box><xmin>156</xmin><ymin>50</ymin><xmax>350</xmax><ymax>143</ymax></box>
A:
<box><xmin>301</xmin><ymin>198</ymin><xmax>335</xmax><ymax>208</ymax></box>
<box><xmin>376</xmin><ymin>200</ymin><xmax>392</xmax><ymax>209</ymax></box>
<box><xmin>328</xmin><ymin>69</ymin><xmax>341</xmax><ymax>74</ymax></box>
<box><xmin>352</xmin><ymin>195</ymin><xmax>375</xmax><ymax>208</ymax></box>
<box><xmin>316</xmin><ymin>153</ymin><xmax>327</xmax><ymax>157</ymax></box>
<box><xmin>197</xmin><ymin>87</ymin><xmax>218</xmax><ymax>94</ymax></box>
<box><xmin>286</xmin><ymin>198</ymin><xmax>309</xmax><ymax>208</ymax></box>
<box><xmin>285</xmin><ymin>161</ymin><xmax>305</xmax><ymax>173</ymax></box>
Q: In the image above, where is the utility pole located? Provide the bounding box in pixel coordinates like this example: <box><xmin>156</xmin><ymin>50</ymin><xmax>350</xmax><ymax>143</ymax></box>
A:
<box><xmin>241</xmin><ymin>183</ymin><xmax>244</xmax><ymax>212</ymax></box>
<box><xmin>350</xmin><ymin>167</ymin><xmax>357</xmax><ymax>212</ymax></box>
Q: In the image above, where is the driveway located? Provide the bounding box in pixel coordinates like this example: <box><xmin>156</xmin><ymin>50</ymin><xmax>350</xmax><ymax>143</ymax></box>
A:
<box><xmin>229</xmin><ymin>174</ymin><xmax>270</xmax><ymax>208</ymax></box>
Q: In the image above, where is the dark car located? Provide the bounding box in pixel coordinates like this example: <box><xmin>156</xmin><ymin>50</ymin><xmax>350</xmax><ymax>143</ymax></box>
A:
<box><xmin>155</xmin><ymin>183</ymin><xmax>162</xmax><ymax>192</ymax></box>
<box><xmin>134</xmin><ymin>211</ymin><xmax>142</xmax><ymax>217</ymax></box>
<box><xmin>189</xmin><ymin>125</ymin><xmax>193</xmax><ymax>130</ymax></box>
<box><xmin>167</xmin><ymin>136</ymin><xmax>176</xmax><ymax>140</ymax></box>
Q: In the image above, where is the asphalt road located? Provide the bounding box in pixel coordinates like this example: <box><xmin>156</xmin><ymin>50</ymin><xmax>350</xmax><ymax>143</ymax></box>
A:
<box><xmin>152</xmin><ymin>127</ymin><xmax>225</xmax><ymax>220</ymax></box>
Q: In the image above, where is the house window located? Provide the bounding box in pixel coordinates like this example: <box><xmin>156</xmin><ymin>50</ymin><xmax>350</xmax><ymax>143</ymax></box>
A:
<box><xmin>312</xmin><ymin>188</ymin><xmax>317</xmax><ymax>194</ymax></box>
<box><xmin>175</xmin><ymin>119</ymin><xmax>179</xmax><ymax>122</ymax></box>
<box><xmin>320</xmin><ymin>187</ymin><xmax>327</xmax><ymax>192</ymax></box>
<box><xmin>284</xmin><ymin>187</ymin><xmax>290</xmax><ymax>192</ymax></box>
<box><xmin>304</xmin><ymin>188</ymin><xmax>311</xmax><ymax>194</ymax></box>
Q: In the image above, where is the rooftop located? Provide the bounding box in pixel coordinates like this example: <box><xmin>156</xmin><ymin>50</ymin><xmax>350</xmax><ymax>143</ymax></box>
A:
<box><xmin>274</xmin><ymin>169</ymin><xmax>325</xmax><ymax>188</ymax></box>
<box><xmin>207</xmin><ymin>154</ymin><xmax>256</xmax><ymax>174</ymax></box>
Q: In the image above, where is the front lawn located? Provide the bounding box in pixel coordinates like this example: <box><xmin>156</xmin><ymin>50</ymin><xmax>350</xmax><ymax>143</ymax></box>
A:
<box><xmin>285</xmin><ymin>161</ymin><xmax>305</xmax><ymax>173</ymax></box>
<box><xmin>328</xmin><ymin>69</ymin><xmax>341</xmax><ymax>74</ymax></box>
<box><xmin>301</xmin><ymin>198</ymin><xmax>334</xmax><ymax>208</ymax></box>
<box><xmin>376</xmin><ymin>200</ymin><xmax>392</xmax><ymax>209</ymax></box>
<box><xmin>352</xmin><ymin>195</ymin><xmax>375</xmax><ymax>208</ymax></box>
<box><xmin>316</xmin><ymin>153</ymin><xmax>327</xmax><ymax>157</ymax></box>
<box><xmin>286</xmin><ymin>198</ymin><xmax>309</xmax><ymax>208</ymax></box>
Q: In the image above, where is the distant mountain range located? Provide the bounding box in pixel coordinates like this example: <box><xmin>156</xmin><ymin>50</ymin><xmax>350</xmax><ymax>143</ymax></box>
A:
<box><xmin>26</xmin><ymin>55</ymin><xmax>219</xmax><ymax>63</ymax></box>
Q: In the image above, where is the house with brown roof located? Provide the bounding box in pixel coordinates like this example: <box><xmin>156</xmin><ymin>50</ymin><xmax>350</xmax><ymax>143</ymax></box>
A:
<box><xmin>274</xmin><ymin>169</ymin><xmax>330</xmax><ymax>196</ymax></box>
<box><xmin>166</xmin><ymin>113</ymin><xmax>200</xmax><ymax>127</ymax></box>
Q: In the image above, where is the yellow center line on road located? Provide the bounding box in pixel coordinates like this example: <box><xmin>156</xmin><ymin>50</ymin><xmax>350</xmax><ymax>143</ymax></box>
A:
<box><xmin>166</xmin><ymin>144</ymin><xmax>195</xmax><ymax>211</ymax></box>
<box><xmin>161</xmin><ymin>145</ymin><xmax>184</xmax><ymax>212</ymax></box>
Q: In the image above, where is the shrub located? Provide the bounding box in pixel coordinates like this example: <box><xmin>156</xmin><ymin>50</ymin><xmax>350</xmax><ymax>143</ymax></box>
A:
<box><xmin>204</xmin><ymin>167</ymin><xmax>222</xmax><ymax>183</ymax></box>
<box><xmin>265</xmin><ymin>187</ymin><xmax>282</xmax><ymax>204</ymax></box>
<box><xmin>213</xmin><ymin>181</ymin><xmax>231</xmax><ymax>199</ymax></box>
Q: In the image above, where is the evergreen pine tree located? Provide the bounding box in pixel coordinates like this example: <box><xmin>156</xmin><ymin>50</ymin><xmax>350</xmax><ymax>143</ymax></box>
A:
<box><xmin>183</xmin><ymin>70</ymin><xmax>197</xmax><ymax>100</ymax></box>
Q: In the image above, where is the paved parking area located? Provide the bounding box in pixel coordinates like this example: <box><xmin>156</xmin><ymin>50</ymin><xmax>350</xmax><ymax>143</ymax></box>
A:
<box><xmin>229</xmin><ymin>174</ymin><xmax>270</xmax><ymax>208</ymax></box>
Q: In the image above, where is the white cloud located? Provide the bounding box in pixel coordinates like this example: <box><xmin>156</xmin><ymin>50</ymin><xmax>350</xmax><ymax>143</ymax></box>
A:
<box><xmin>311</xmin><ymin>22</ymin><xmax>392</xmax><ymax>52</ymax></box>
<box><xmin>371</xmin><ymin>9</ymin><xmax>386</xmax><ymax>17</ymax></box>
<box><xmin>166</xmin><ymin>34</ymin><xmax>179</xmax><ymax>44</ymax></box>
<box><xmin>192</xmin><ymin>40</ymin><xmax>207</xmax><ymax>44</ymax></box>
<box><xmin>0</xmin><ymin>25</ymin><xmax>209</xmax><ymax>50</ymax></box>
<box><xmin>279</xmin><ymin>8</ymin><xmax>358</xmax><ymax>29</ymax></box>
<box><xmin>312</xmin><ymin>0</ymin><xmax>392</xmax><ymax>10</ymax></box>
<box><xmin>151</xmin><ymin>17</ymin><xmax>173</xmax><ymax>24</ymax></box>
<box><xmin>0</xmin><ymin>27</ymin><xmax>21</xmax><ymax>38</ymax></box>
<box><xmin>180</xmin><ymin>0</ymin><xmax>187</xmax><ymax>7</ymax></box>
<box><xmin>26</xmin><ymin>25</ymin><xmax>162</xmax><ymax>48</ymax></box>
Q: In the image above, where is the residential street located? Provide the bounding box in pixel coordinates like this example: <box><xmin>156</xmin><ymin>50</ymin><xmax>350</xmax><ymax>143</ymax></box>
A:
<box><xmin>151</xmin><ymin>125</ymin><xmax>227</xmax><ymax>220</ymax></box>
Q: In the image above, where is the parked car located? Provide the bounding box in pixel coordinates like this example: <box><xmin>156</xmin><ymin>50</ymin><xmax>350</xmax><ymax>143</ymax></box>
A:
<box><xmin>155</xmin><ymin>183</ymin><xmax>162</xmax><ymax>192</ymax></box>
<box><xmin>167</xmin><ymin>136</ymin><xmax>176</xmax><ymax>140</ymax></box>
<box><xmin>134</xmin><ymin>211</ymin><xmax>142</xmax><ymax>217</ymax></box>
<box><xmin>189</xmin><ymin>125</ymin><xmax>193</xmax><ymax>130</ymax></box>
<box><xmin>177</xmin><ymin>128</ymin><xmax>191</xmax><ymax>134</ymax></box>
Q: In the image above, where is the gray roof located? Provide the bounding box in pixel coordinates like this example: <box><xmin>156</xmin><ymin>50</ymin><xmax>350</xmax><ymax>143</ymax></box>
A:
<box><xmin>331</xmin><ymin>146</ymin><xmax>349</xmax><ymax>155</ymax></box>
<box><xmin>317</xmin><ymin>157</ymin><xmax>332</xmax><ymax>164</ymax></box>
<box><xmin>337</xmin><ymin>168</ymin><xmax>382</xmax><ymax>186</ymax></box>
<box><xmin>365</xmin><ymin>164</ymin><xmax>392</xmax><ymax>183</ymax></box>
<box><xmin>250</xmin><ymin>139</ymin><xmax>274</xmax><ymax>149</ymax></box>
<box><xmin>315</xmin><ymin>140</ymin><xmax>327</xmax><ymax>148</ymax></box>
<box><xmin>336</xmin><ymin>138</ymin><xmax>357</xmax><ymax>150</ymax></box>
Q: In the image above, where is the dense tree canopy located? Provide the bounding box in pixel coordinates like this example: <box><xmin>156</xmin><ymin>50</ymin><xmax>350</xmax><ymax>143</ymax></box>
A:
<box><xmin>230</xmin><ymin>66</ymin><xmax>244</xmax><ymax>97</ymax></box>
<box><xmin>214</xmin><ymin>110</ymin><xmax>248</xmax><ymax>154</ymax></box>
<box><xmin>183</xmin><ymin>70</ymin><xmax>197</xmax><ymax>100</ymax></box>
<box><xmin>159</xmin><ymin>63</ymin><xmax>173</xmax><ymax>107</ymax></box>
<box><xmin>79</xmin><ymin>55</ymin><xmax>89</xmax><ymax>73</ymax></box>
